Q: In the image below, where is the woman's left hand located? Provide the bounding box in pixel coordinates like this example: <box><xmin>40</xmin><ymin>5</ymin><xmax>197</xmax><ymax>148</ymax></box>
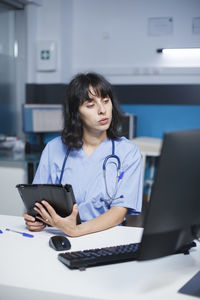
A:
<box><xmin>34</xmin><ymin>200</ymin><xmax>79</xmax><ymax>236</ymax></box>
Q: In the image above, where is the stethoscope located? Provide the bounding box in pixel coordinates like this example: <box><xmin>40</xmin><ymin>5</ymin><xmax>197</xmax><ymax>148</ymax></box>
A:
<box><xmin>59</xmin><ymin>140</ymin><xmax>124</xmax><ymax>201</ymax></box>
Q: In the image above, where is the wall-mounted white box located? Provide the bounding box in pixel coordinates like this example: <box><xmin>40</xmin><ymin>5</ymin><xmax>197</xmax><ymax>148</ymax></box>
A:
<box><xmin>36</xmin><ymin>41</ymin><xmax>57</xmax><ymax>72</ymax></box>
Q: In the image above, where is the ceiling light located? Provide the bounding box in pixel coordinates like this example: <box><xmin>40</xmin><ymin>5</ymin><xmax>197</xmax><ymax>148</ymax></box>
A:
<box><xmin>157</xmin><ymin>48</ymin><xmax>200</xmax><ymax>55</ymax></box>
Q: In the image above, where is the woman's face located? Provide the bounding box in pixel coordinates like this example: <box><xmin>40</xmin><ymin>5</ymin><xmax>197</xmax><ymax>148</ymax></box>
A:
<box><xmin>78</xmin><ymin>86</ymin><xmax>113</xmax><ymax>135</ymax></box>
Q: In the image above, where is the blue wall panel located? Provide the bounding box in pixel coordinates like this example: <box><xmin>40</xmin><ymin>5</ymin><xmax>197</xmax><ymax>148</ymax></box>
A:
<box><xmin>121</xmin><ymin>105</ymin><xmax>200</xmax><ymax>138</ymax></box>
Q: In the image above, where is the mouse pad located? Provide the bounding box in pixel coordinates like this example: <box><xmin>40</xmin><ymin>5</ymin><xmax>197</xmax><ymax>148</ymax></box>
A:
<box><xmin>16</xmin><ymin>183</ymin><xmax>81</xmax><ymax>224</ymax></box>
<box><xmin>178</xmin><ymin>271</ymin><xmax>200</xmax><ymax>298</ymax></box>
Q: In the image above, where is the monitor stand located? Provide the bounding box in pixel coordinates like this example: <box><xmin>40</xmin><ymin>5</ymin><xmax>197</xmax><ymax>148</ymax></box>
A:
<box><xmin>178</xmin><ymin>271</ymin><xmax>200</xmax><ymax>298</ymax></box>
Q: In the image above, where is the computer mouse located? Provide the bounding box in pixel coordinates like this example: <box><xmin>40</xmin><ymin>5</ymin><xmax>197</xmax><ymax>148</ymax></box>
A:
<box><xmin>49</xmin><ymin>235</ymin><xmax>71</xmax><ymax>251</ymax></box>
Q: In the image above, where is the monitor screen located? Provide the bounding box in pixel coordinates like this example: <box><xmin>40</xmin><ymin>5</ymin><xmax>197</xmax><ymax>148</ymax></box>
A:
<box><xmin>138</xmin><ymin>129</ymin><xmax>200</xmax><ymax>260</ymax></box>
<box><xmin>23</xmin><ymin>104</ymin><xmax>63</xmax><ymax>133</ymax></box>
<box><xmin>117</xmin><ymin>113</ymin><xmax>137</xmax><ymax>139</ymax></box>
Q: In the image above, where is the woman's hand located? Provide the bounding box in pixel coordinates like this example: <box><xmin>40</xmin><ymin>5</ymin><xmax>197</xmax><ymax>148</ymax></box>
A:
<box><xmin>34</xmin><ymin>200</ymin><xmax>79</xmax><ymax>237</ymax></box>
<box><xmin>23</xmin><ymin>213</ymin><xmax>46</xmax><ymax>232</ymax></box>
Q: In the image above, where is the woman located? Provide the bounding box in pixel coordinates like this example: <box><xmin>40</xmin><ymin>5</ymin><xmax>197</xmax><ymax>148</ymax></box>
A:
<box><xmin>24</xmin><ymin>73</ymin><xmax>143</xmax><ymax>237</ymax></box>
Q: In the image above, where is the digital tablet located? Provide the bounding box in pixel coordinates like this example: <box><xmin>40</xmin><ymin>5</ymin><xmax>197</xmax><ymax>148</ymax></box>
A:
<box><xmin>16</xmin><ymin>184</ymin><xmax>81</xmax><ymax>224</ymax></box>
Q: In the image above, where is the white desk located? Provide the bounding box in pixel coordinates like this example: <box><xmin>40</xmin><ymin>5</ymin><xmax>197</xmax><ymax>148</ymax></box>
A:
<box><xmin>0</xmin><ymin>215</ymin><xmax>200</xmax><ymax>300</ymax></box>
<box><xmin>132</xmin><ymin>136</ymin><xmax>162</xmax><ymax>180</ymax></box>
<box><xmin>132</xmin><ymin>137</ymin><xmax>163</xmax><ymax>199</ymax></box>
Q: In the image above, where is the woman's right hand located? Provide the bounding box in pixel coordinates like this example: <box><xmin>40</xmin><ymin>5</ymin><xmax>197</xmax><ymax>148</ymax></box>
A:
<box><xmin>23</xmin><ymin>213</ymin><xmax>46</xmax><ymax>232</ymax></box>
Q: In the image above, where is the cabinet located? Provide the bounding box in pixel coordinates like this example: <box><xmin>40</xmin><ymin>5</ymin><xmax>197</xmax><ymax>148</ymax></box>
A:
<box><xmin>0</xmin><ymin>162</ymin><xmax>26</xmax><ymax>216</ymax></box>
<box><xmin>0</xmin><ymin>151</ymin><xmax>40</xmax><ymax>216</ymax></box>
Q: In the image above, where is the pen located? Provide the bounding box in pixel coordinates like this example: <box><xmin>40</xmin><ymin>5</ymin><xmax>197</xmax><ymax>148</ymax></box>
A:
<box><xmin>6</xmin><ymin>228</ymin><xmax>34</xmax><ymax>238</ymax></box>
<box><xmin>118</xmin><ymin>171</ymin><xmax>124</xmax><ymax>182</ymax></box>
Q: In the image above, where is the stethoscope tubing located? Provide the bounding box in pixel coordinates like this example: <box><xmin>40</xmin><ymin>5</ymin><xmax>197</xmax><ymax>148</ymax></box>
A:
<box><xmin>59</xmin><ymin>146</ymin><xmax>71</xmax><ymax>184</ymax></box>
<box><xmin>59</xmin><ymin>140</ymin><xmax>122</xmax><ymax>200</ymax></box>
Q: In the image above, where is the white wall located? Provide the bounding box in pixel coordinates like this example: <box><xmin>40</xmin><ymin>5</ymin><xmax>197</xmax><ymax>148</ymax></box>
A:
<box><xmin>26</xmin><ymin>0</ymin><xmax>200</xmax><ymax>84</ymax></box>
<box><xmin>26</xmin><ymin>0</ymin><xmax>73</xmax><ymax>83</ymax></box>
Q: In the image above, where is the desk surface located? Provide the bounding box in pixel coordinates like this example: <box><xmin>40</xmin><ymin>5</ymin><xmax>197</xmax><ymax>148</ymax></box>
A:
<box><xmin>0</xmin><ymin>149</ymin><xmax>41</xmax><ymax>163</ymax></box>
<box><xmin>0</xmin><ymin>215</ymin><xmax>199</xmax><ymax>300</ymax></box>
<box><xmin>132</xmin><ymin>137</ymin><xmax>162</xmax><ymax>156</ymax></box>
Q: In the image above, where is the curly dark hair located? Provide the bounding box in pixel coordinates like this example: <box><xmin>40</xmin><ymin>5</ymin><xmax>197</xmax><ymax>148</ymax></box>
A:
<box><xmin>61</xmin><ymin>72</ymin><xmax>122</xmax><ymax>149</ymax></box>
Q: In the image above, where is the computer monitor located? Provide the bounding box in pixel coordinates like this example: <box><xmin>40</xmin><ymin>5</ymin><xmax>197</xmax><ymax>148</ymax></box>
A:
<box><xmin>117</xmin><ymin>113</ymin><xmax>137</xmax><ymax>139</ymax></box>
<box><xmin>138</xmin><ymin>129</ymin><xmax>200</xmax><ymax>261</ymax></box>
<box><xmin>23</xmin><ymin>104</ymin><xmax>63</xmax><ymax>133</ymax></box>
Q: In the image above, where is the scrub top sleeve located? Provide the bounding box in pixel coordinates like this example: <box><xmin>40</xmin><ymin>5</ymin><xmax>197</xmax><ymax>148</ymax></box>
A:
<box><xmin>32</xmin><ymin>143</ymin><xmax>52</xmax><ymax>184</ymax></box>
<box><xmin>110</xmin><ymin>146</ymin><xmax>143</xmax><ymax>215</ymax></box>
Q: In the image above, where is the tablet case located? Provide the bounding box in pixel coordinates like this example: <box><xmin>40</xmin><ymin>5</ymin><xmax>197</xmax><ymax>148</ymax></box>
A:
<box><xmin>16</xmin><ymin>184</ymin><xmax>81</xmax><ymax>224</ymax></box>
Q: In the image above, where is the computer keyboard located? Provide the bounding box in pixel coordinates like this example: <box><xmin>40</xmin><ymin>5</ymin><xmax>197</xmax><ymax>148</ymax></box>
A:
<box><xmin>58</xmin><ymin>243</ymin><xmax>140</xmax><ymax>270</ymax></box>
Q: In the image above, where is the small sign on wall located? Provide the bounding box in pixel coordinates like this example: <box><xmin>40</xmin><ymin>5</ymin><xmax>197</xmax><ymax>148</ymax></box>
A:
<box><xmin>148</xmin><ymin>17</ymin><xmax>173</xmax><ymax>36</ymax></box>
<box><xmin>36</xmin><ymin>41</ymin><xmax>57</xmax><ymax>71</ymax></box>
<box><xmin>192</xmin><ymin>17</ymin><xmax>200</xmax><ymax>34</ymax></box>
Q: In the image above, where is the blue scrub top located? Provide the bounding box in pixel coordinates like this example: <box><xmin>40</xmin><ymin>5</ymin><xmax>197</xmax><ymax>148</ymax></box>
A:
<box><xmin>33</xmin><ymin>136</ymin><xmax>143</xmax><ymax>222</ymax></box>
